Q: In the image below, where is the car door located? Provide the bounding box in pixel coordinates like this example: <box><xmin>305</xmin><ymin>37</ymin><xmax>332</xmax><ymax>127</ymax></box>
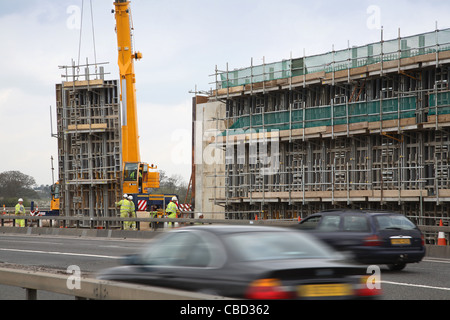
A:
<box><xmin>299</xmin><ymin>213</ymin><xmax>372</xmax><ymax>252</ymax></box>
<box><xmin>313</xmin><ymin>214</ymin><xmax>345</xmax><ymax>248</ymax></box>
<box><xmin>298</xmin><ymin>214</ymin><xmax>342</xmax><ymax>247</ymax></box>
<box><xmin>337</xmin><ymin>214</ymin><xmax>373</xmax><ymax>251</ymax></box>
<box><xmin>298</xmin><ymin>215</ymin><xmax>323</xmax><ymax>230</ymax></box>
<box><xmin>127</xmin><ymin>232</ymin><xmax>196</xmax><ymax>288</ymax></box>
<box><xmin>135</xmin><ymin>231</ymin><xmax>228</xmax><ymax>293</ymax></box>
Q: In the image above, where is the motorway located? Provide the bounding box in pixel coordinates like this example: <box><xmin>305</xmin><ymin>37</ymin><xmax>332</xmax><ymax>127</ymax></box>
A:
<box><xmin>0</xmin><ymin>232</ymin><xmax>449</xmax><ymax>300</ymax></box>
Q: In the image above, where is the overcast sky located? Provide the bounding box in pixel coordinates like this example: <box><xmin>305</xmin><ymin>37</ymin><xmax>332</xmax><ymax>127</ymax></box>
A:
<box><xmin>1</xmin><ymin>0</ymin><xmax>449</xmax><ymax>187</ymax></box>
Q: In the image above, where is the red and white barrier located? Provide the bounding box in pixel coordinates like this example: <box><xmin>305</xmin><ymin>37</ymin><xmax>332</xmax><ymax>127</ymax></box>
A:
<box><xmin>178</xmin><ymin>203</ymin><xmax>193</xmax><ymax>212</ymax></box>
<box><xmin>137</xmin><ymin>200</ymin><xmax>147</xmax><ymax>211</ymax></box>
<box><xmin>30</xmin><ymin>206</ymin><xmax>44</xmax><ymax>217</ymax></box>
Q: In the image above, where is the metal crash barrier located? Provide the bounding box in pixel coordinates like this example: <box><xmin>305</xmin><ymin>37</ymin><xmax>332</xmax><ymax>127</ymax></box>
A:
<box><xmin>0</xmin><ymin>267</ymin><xmax>231</xmax><ymax>300</ymax></box>
<box><xmin>0</xmin><ymin>215</ymin><xmax>449</xmax><ymax>242</ymax></box>
<box><xmin>0</xmin><ymin>214</ymin><xmax>297</xmax><ymax>229</ymax></box>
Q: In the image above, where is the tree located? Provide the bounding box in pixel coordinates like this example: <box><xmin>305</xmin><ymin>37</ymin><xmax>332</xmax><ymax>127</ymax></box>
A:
<box><xmin>152</xmin><ymin>170</ymin><xmax>191</xmax><ymax>203</ymax></box>
<box><xmin>0</xmin><ymin>171</ymin><xmax>38</xmax><ymax>200</ymax></box>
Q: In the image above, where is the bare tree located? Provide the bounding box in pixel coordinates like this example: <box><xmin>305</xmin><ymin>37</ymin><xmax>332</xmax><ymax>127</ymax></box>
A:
<box><xmin>0</xmin><ymin>171</ymin><xmax>38</xmax><ymax>199</ymax></box>
<box><xmin>153</xmin><ymin>170</ymin><xmax>190</xmax><ymax>203</ymax></box>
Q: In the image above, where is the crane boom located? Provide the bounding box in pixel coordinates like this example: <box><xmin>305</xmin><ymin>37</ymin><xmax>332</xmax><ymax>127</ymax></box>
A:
<box><xmin>114</xmin><ymin>0</ymin><xmax>141</xmax><ymax>164</ymax></box>
<box><xmin>113</xmin><ymin>0</ymin><xmax>159</xmax><ymax>195</ymax></box>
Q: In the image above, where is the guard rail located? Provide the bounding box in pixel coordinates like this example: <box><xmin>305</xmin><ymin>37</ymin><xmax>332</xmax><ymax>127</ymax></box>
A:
<box><xmin>1</xmin><ymin>214</ymin><xmax>450</xmax><ymax>231</ymax></box>
<box><xmin>0</xmin><ymin>214</ymin><xmax>298</xmax><ymax>228</ymax></box>
<box><xmin>0</xmin><ymin>267</ymin><xmax>230</xmax><ymax>300</ymax></box>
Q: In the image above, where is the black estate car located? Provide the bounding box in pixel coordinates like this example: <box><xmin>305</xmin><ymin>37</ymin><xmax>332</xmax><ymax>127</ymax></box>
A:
<box><xmin>296</xmin><ymin>210</ymin><xmax>425</xmax><ymax>271</ymax></box>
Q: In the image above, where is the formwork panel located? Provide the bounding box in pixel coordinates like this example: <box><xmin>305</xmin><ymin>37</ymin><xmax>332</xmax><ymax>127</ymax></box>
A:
<box><xmin>56</xmin><ymin>69</ymin><xmax>122</xmax><ymax>227</ymax></box>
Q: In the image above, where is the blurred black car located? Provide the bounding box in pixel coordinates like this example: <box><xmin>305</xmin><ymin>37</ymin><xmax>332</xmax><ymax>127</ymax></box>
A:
<box><xmin>97</xmin><ymin>225</ymin><xmax>381</xmax><ymax>299</ymax></box>
<box><xmin>296</xmin><ymin>210</ymin><xmax>425</xmax><ymax>270</ymax></box>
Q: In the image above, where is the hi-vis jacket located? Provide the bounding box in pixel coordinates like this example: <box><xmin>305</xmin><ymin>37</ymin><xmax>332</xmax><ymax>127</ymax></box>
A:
<box><xmin>166</xmin><ymin>201</ymin><xmax>178</xmax><ymax>217</ymax></box>
<box><xmin>116</xmin><ymin>199</ymin><xmax>134</xmax><ymax>214</ymax></box>
<box><xmin>15</xmin><ymin>203</ymin><xmax>25</xmax><ymax>215</ymax></box>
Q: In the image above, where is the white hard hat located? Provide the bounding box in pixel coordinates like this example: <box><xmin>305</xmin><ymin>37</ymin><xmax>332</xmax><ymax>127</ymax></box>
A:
<box><xmin>172</xmin><ymin>196</ymin><xmax>178</xmax><ymax>202</ymax></box>
<box><xmin>18</xmin><ymin>198</ymin><xmax>23</xmax><ymax>202</ymax></box>
<box><xmin>128</xmin><ymin>195</ymin><xmax>133</xmax><ymax>200</ymax></box>
<box><xmin>123</xmin><ymin>194</ymin><xmax>128</xmax><ymax>198</ymax></box>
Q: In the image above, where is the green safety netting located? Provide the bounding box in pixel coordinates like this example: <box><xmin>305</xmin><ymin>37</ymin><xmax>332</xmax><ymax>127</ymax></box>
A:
<box><xmin>219</xmin><ymin>29</ymin><xmax>450</xmax><ymax>89</ymax></box>
<box><xmin>429</xmin><ymin>92</ymin><xmax>450</xmax><ymax>115</ymax></box>
<box><xmin>224</xmin><ymin>97</ymin><xmax>418</xmax><ymax>135</ymax></box>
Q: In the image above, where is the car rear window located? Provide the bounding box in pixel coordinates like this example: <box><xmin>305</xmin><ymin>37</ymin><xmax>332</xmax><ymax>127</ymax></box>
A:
<box><xmin>342</xmin><ymin>215</ymin><xmax>370</xmax><ymax>232</ymax></box>
<box><xmin>375</xmin><ymin>215</ymin><xmax>417</xmax><ymax>230</ymax></box>
<box><xmin>225</xmin><ymin>231</ymin><xmax>334</xmax><ymax>261</ymax></box>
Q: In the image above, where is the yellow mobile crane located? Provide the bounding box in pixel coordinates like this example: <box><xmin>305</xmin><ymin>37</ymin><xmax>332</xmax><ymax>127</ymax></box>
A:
<box><xmin>113</xmin><ymin>0</ymin><xmax>160</xmax><ymax>195</ymax></box>
<box><xmin>113</xmin><ymin>0</ymin><xmax>182</xmax><ymax>216</ymax></box>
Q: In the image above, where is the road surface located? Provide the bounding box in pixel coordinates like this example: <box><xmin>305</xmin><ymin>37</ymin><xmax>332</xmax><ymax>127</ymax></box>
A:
<box><xmin>0</xmin><ymin>233</ymin><xmax>449</xmax><ymax>300</ymax></box>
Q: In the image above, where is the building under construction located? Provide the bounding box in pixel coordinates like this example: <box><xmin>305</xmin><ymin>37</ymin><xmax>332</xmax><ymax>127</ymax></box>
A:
<box><xmin>55</xmin><ymin>62</ymin><xmax>122</xmax><ymax>226</ymax></box>
<box><xmin>194</xmin><ymin>28</ymin><xmax>450</xmax><ymax>227</ymax></box>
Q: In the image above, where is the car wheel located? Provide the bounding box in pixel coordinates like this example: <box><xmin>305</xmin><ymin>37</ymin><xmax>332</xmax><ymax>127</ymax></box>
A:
<box><xmin>387</xmin><ymin>262</ymin><xmax>406</xmax><ymax>271</ymax></box>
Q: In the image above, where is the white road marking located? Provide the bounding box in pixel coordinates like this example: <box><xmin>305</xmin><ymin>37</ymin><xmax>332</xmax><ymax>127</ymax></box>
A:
<box><xmin>423</xmin><ymin>258</ymin><xmax>450</xmax><ymax>264</ymax></box>
<box><xmin>0</xmin><ymin>248</ymin><xmax>118</xmax><ymax>259</ymax></box>
<box><xmin>382</xmin><ymin>281</ymin><xmax>450</xmax><ymax>291</ymax></box>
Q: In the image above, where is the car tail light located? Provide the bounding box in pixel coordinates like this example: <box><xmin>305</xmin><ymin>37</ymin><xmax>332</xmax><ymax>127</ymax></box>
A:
<box><xmin>421</xmin><ymin>234</ymin><xmax>425</xmax><ymax>246</ymax></box>
<box><xmin>364</xmin><ymin>235</ymin><xmax>382</xmax><ymax>246</ymax></box>
<box><xmin>355</xmin><ymin>276</ymin><xmax>382</xmax><ymax>297</ymax></box>
<box><xmin>245</xmin><ymin>278</ymin><xmax>295</xmax><ymax>300</ymax></box>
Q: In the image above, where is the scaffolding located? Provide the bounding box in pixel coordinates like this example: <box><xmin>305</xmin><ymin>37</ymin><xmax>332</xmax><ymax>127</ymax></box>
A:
<box><xmin>55</xmin><ymin>61</ymin><xmax>122</xmax><ymax>227</ymax></box>
<box><xmin>197</xmin><ymin>28</ymin><xmax>450</xmax><ymax>231</ymax></box>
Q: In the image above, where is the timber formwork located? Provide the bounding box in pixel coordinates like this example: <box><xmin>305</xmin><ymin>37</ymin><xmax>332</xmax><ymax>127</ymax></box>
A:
<box><xmin>201</xmin><ymin>28</ymin><xmax>450</xmax><ymax>233</ymax></box>
<box><xmin>55</xmin><ymin>63</ymin><xmax>122</xmax><ymax>227</ymax></box>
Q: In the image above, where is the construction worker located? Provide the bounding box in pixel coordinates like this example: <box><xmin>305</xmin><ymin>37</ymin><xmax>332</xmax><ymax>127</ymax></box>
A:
<box><xmin>166</xmin><ymin>196</ymin><xmax>178</xmax><ymax>228</ymax></box>
<box><xmin>127</xmin><ymin>195</ymin><xmax>136</xmax><ymax>230</ymax></box>
<box><xmin>116</xmin><ymin>194</ymin><xmax>132</xmax><ymax>230</ymax></box>
<box><xmin>15</xmin><ymin>198</ymin><xmax>26</xmax><ymax>228</ymax></box>
<box><xmin>129</xmin><ymin>169</ymin><xmax>142</xmax><ymax>180</ymax></box>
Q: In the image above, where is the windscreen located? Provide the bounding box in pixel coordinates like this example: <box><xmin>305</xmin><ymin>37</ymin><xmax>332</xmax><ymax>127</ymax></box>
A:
<box><xmin>124</xmin><ymin>163</ymin><xmax>139</xmax><ymax>181</ymax></box>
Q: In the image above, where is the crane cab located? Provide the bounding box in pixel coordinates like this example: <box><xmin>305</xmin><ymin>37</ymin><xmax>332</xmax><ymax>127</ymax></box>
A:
<box><xmin>123</xmin><ymin>162</ymin><xmax>160</xmax><ymax>195</ymax></box>
<box><xmin>50</xmin><ymin>181</ymin><xmax>60</xmax><ymax>215</ymax></box>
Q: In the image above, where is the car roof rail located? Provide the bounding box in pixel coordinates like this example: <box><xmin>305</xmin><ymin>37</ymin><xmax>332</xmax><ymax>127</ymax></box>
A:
<box><xmin>317</xmin><ymin>209</ymin><xmax>364</xmax><ymax>213</ymax></box>
<box><xmin>362</xmin><ymin>209</ymin><xmax>401</xmax><ymax>215</ymax></box>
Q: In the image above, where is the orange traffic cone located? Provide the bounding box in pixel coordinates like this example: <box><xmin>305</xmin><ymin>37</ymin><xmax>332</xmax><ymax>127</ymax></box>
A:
<box><xmin>437</xmin><ymin>220</ymin><xmax>447</xmax><ymax>246</ymax></box>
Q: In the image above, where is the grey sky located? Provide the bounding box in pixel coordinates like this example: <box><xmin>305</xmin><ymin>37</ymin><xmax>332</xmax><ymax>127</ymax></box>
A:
<box><xmin>0</xmin><ymin>0</ymin><xmax>449</xmax><ymax>186</ymax></box>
